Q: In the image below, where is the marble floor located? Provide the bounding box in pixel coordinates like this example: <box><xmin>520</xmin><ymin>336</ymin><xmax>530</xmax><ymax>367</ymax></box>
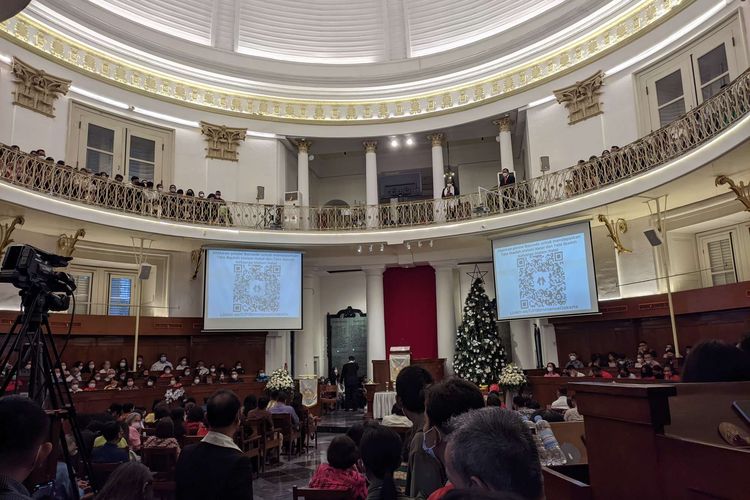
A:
<box><xmin>254</xmin><ymin>410</ymin><xmax>366</xmax><ymax>500</ymax></box>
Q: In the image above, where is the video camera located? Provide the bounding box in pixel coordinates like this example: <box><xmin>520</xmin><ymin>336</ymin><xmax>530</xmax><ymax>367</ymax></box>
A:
<box><xmin>0</xmin><ymin>245</ymin><xmax>76</xmax><ymax>311</ymax></box>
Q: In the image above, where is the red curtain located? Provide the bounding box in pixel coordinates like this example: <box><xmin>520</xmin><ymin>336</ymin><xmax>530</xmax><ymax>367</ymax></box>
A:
<box><xmin>383</xmin><ymin>265</ymin><xmax>438</xmax><ymax>359</ymax></box>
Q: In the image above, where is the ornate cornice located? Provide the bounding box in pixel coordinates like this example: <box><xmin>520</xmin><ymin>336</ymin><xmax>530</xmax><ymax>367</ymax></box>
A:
<box><xmin>296</xmin><ymin>139</ymin><xmax>312</xmax><ymax>153</ymax></box>
<box><xmin>363</xmin><ymin>140</ymin><xmax>377</xmax><ymax>153</ymax></box>
<box><xmin>0</xmin><ymin>1</ymin><xmax>692</xmax><ymax>124</ymax></box>
<box><xmin>200</xmin><ymin>121</ymin><xmax>246</xmax><ymax>161</ymax></box>
<box><xmin>427</xmin><ymin>133</ymin><xmax>444</xmax><ymax>147</ymax></box>
<box><xmin>11</xmin><ymin>56</ymin><xmax>70</xmax><ymax>117</ymax></box>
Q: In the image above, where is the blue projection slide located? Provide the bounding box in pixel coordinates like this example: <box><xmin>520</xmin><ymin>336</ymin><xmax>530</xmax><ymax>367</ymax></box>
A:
<box><xmin>206</xmin><ymin>249</ymin><xmax>301</xmax><ymax>319</ymax></box>
<box><xmin>494</xmin><ymin>232</ymin><xmax>592</xmax><ymax>318</ymax></box>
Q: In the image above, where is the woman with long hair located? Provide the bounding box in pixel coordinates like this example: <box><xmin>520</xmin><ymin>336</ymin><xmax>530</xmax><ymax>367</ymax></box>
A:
<box><xmin>95</xmin><ymin>462</ymin><xmax>154</xmax><ymax>500</ymax></box>
<box><xmin>360</xmin><ymin>424</ymin><xmax>407</xmax><ymax>500</ymax></box>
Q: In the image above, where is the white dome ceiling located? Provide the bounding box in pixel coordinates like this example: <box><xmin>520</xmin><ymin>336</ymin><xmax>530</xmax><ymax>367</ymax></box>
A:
<box><xmin>83</xmin><ymin>0</ymin><xmax>568</xmax><ymax>64</ymax></box>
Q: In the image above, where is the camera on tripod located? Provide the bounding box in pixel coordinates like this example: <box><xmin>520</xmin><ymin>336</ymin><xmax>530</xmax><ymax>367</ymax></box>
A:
<box><xmin>0</xmin><ymin>244</ymin><xmax>76</xmax><ymax>311</ymax></box>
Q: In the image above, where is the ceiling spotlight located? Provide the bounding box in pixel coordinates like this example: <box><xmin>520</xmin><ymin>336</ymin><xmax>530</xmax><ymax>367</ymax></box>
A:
<box><xmin>357</xmin><ymin>245</ymin><xmax>362</xmax><ymax>253</ymax></box>
<box><xmin>406</xmin><ymin>242</ymin><xmax>411</xmax><ymax>250</ymax></box>
<box><xmin>406</xmin><ymin>137</ymin><xmax>414</xmax><ymax>146</ymax></box>
<box><xmin>308</xmin><ymin>154</ymin><xmax>315</xmax><ymax>161</ymax></box>
<box><xmin>369</xmin><ymin>244</ymin><xmax>373</xmax><ymax>253</ymax></box>
<box><xmin>380</xmin><ymin>243</ymin><xmax>384</xmax><ymax>252</ymax></box>
<box><xmin>390</xmin><ymin>139</ymin><xmax>399</xmax><ymax>148</ymax></box>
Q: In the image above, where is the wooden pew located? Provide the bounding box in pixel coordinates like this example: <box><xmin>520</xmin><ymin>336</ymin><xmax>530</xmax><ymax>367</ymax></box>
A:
<box><xmin>549</xmin><ymin>421</ymin><xmax>587</xmax><ymax>464</ymax></box>
<box><xmin>72</xmin><ymin>381</ymin><xmax>267</xmax><ymax>413</ymax></box>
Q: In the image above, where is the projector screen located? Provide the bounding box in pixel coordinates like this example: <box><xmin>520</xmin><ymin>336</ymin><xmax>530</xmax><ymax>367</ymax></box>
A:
<box><xmin>203</xmin><ymin>249</ymin><xmax>303</xmax><ymax>331</ymax></box>
<box><xmin>492</xmin><ymin>221</ymin><xmax>598</xmax><ymax>320</ymax></box>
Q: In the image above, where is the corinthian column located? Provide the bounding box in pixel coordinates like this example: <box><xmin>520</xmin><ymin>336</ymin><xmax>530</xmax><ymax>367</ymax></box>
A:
<box><xmin>296</xmin><ymin>139</ymin><xmax>311</xmax><ymax>229</ymax></box>
<box><xmin>427</xmin><ymin>133</ymin><xmax>446</xmax><ymax>222</ymax></box>
<box><xmin>364</xmin><ymin>140</ymin><xmax>379</xmax><ymax>228</ymax></box>
<box><xmin>492</xmin><ymin>117</ymin><xmax>514</xmax><ymax>173</ymax></box>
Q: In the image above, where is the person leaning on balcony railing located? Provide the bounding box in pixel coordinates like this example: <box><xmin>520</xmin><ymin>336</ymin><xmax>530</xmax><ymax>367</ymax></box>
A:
<box><xmin>2</xmin><ymin>145</ymin><xmax>20</xmax><ymax>181</ymax></box>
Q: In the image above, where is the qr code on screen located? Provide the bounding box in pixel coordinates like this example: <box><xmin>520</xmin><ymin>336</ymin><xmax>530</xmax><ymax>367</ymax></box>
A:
<box><xmin>518</xmin><ymin>251</ymin><xmax>565</xmax><ymax>309</ymax></box>
<box><xmin>232</xmin><ymin>263</ymin><xmax>281</xmax><ymax>313</ymax></box>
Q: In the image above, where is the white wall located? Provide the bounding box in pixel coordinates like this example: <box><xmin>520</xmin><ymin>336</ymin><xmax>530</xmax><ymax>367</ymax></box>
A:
<box><xmin>616</xmin><ymin>216</ymin><xmax>660</xmax><ymax>297</ymax></box>
<box><xmin>311</xmin><ymin>173</ymin><xmax>366</xmax><ymax>206</ymax></box>
<box><xmin>667</xmin><ymin>233</ymin><xmax>702</xmax><ymax>292</ymax></box>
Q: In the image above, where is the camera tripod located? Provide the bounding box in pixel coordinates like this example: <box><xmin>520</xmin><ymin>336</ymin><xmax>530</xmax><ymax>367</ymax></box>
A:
<box><xmin>0</xmin><ymin>286</ymin><xmax>93</xmax><ymax>499</ymax></box>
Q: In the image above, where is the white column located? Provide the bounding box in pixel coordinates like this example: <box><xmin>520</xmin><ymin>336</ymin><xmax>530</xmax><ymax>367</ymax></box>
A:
<box><xmin>493</xmin><ymin>117</ymin><xmax>515</xmax><ymax>174</ymax></box>
<box><xmin>432</xmin><ymin>261</ymin><xmax>457</xmax><ymax>374</ymax></box>
<box><xmin>364</xmin><ymin>265</ymin><xmax>386</xmax><ymax>380</ymax></box>
<box><xmin>428</xmin><ymin>133</ymin><xmax>446</xmax><ymax>222</ymax></box>
<box><xmin>296</xmin><ymin>139</ymin><xmax>311</xmax><ymax>229</ymax></box>
<box><xmin>364</xmin><ymin>141</ymin><xmax>379</xmax><ymax>228</ymax></box>
<box><xmin>509</xmin><ymin>319</ymin><xmax>535</xmax><ymax>369</ymax></box>
<box><xmin>295</xmin><ymin>272</ymin><xmax>319</xmax><ymax>376</ymax></box>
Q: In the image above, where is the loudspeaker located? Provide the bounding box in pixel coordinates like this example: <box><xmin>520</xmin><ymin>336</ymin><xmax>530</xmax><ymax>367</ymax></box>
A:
<box><xmin>644</xmin><ymin>229</ymin><xmax>663</xmax><ymax>247</ymax></box>
<box><xmin>256</xmin><ymin>185</ymin><xmax>265</xmax><ymax>201</ymax></box>
<box><xmin>540</xmin><ymin>156</ymin><xmax>550</xmax><ymax>172</ymax></box>
<box><xmin>138</xmin><ymin>263</ymin><xmax>152</xmax><ymax>280</ymax></box>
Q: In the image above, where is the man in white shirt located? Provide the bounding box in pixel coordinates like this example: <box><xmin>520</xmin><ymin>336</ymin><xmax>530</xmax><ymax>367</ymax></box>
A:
<box><xmin>150</xmin><ymin>353</ymin><xmax>173</xmax><ymax>372</ymax></box>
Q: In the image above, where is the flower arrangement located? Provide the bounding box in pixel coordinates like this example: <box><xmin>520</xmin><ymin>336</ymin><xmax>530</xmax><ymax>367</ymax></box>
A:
<box><xmin>164</xmin><ymin>387</ymin><xmax>184</xmax><ymax>405</ymax></box>
<box><xmin>266</xmin><ymin>367</ymin><xmax>294</xmax><ymax>393</ymax></box>
<box><xmin>498</xmin><ymin>364</ymin><xmax>527</xmax><ymax>393</ymax></box>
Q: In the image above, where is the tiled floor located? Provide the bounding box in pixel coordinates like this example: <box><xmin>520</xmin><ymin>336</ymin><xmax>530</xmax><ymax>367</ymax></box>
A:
<box><xmin>255</xmin><ymin>410</ymin><xmax>366</xmax><ymax>500</ymax></box>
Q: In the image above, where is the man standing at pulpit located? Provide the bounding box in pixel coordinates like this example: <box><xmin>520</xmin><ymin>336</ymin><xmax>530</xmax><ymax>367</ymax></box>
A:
<box><xmin>341</xmin><ymin>356</ymin><xmax>359</xmax><ymax>411</ymax></box>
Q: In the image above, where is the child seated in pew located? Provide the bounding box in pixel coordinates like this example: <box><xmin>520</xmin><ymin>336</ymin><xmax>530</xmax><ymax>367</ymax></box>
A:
<box><xmin>309</xmin><ymin>435</ymin><xmax>367</xmax><ymax>500</ymax></box>
<box><xmin>143</xmin><ymin>417</ymin><xmax>181</xmax><ymax>458</ymax></box>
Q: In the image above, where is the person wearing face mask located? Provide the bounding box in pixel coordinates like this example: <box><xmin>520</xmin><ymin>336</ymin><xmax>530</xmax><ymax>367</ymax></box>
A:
<box><xmin>176</xmin><ymin>357</ymin><xmax>189</xmax><ymax>372</ymax></box>
<box><xmin>126</xmin><ymin>412</ymin><xmax>143</xmax><ymax>451</ymax></box>
<box><xmin>183</xmin><ymin>368</ymin><xmax>192</xmax><ymax>379</ymax></box>
<box><xmin>145</xmin><ymin>376</ymin><xmax>156</xmax><ymax>388</ymax></box>
<box><xmin>228</xmin><ymin>370</ymin><xmax>241</xmax><ymax>384</ymax></box>
<box><xmin>160</xmin><ymin>366</ymin><xmax>174</xmax><ymax>379</ymax></box>
<box><xmin>544</xmin><ymin>362</ymin><xmax>561</xmax><ymax>377</ymax></box>
<box><xmin>117</xmin><ymin>358</ymin><xmax>129</xmax><ymax>372</ymax></box>
<box><xmin>122</xmin><ymin>377</ymin><xmax>139</xmax><ymax>391</ymax></box>
<box><xmin>99</xmin><ymin>360</ymin><xmax>112</xmax><ymax>374</ymax></box>
<box><xmin>168</xmin><ymin>376</ymin><xmax>182</xmax><ymax>388</ymax></box>
<box><xmin>151</xmin><ymin>353</ymin><xmax>173</xmax><ymax>372</ymax></box>
<box><xmin>421</xmin><ymin>379</ymin><xmax>485</xmax><ymax>500</ymax></box>
<box><xmin>0</xmin><ymin>396</ymin><xmax>55</xmax><ymax>500</ymax></box>
<box><xmin>566</xmin><ymin>352</ymin><xmax>584</xmax><ymax>370</ymax></box>
<box><xmin>83</xmin><ymin>379</ymin><xmax>98</xmax><ymax>391</ymax></box>
<box><xmin>234</xmin><ymin>361</ymin><xmax>245</xmax><ymax>375</ymax></box>
<box><xmin>195</xmin><ymin>360</ymin><xmax>209</xmax><ymax>377</ymax></box>
<box><xmin>82</xmin><ymin>360</ymin><xmax>96</xmax><ymax>374</ymax></box>
<box><xmin>192</xmin><ymin>376</ymin><xmax>201</xmax><ymax>386</ymax></box>
<box><xmin>69</xmin><ymin>382</ymin><xmax>82</xmax><ymax>394</ymax></box>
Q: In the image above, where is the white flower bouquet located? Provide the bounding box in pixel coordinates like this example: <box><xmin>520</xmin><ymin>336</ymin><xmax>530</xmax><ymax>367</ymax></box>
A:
<box><xmin>165</xmin><ymin>387</ymin><xmax>184</xmax><ymax>405</ymax></box>
<box><xmin>498</xmin><ymin>363</ymin><xmax>527</xmax><ymax>393</ymax></box>
<box><xmin>266</xmin><ymin>367</ymin><xmax>294</xmax><ymax>393</ymax></box>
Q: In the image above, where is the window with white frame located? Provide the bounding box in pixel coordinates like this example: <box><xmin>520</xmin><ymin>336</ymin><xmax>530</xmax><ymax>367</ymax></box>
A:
<box><xmin>67</xmin><ymin>103</ymin><xmax>173</xmax><ymax>183</ymax></box>
<box><xmin>637</xmin><ymin>17</ymin><xmax>746</xmax><ymax>132</ymax></box>
<box><xmin>108</xmin><ymin>273</ymin><xmax>135</xmax><ymax>316</ymax></box>
<box><xmin>698</xmin><ymin>231</ymin><xmax>738</xmax><ymax>287</ymax></box>
<box><xmin>68</xmin><ymin>271</ymin><xmax>93</xmax><ymax>315</ymax></box>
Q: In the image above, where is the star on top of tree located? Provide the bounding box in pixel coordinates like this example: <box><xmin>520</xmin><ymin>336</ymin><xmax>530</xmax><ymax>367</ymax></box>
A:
<box><xmin>467</xmin><ymin>264</ymin><xmax>488</xmax><ymax>283</ymax></box>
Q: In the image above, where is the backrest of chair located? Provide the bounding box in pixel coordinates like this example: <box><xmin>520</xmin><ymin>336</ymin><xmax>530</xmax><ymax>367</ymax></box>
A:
<box><xmin>292</xmin><ymin>486</ymin><xmax>350</xmax><ymax>500</ymax></box>
<box><xmin>272</xmin><ymin>413</ymin><xmax>292</xmax><ymax>434</ymax></box>
<box><xmin>90</xmin><ymin>462</ymin><xmax>122</xmax><ymax>490</ymax></box>
<box><xmin>182</xmin><ymin>435</ymin><xmax>203</xmax><ymax>446</ymax></box>
<box><xmin>142</xmin><ymin>446</ymin><xmax>178</xmax><ymax>473</ymax></box>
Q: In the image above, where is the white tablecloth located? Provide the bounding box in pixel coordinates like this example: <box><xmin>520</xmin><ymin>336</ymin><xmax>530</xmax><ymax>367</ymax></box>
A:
<box><xmin>373</xmin><ymin>391</ymin><xmax>397</xmax><ymax>419</ymax></box>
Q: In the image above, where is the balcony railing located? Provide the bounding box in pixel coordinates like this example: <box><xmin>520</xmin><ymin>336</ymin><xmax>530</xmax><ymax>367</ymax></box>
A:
<box><xmin>2</xmin><ymin>68</ymin><xmax>750</xmax><ymax>232</ymax></box>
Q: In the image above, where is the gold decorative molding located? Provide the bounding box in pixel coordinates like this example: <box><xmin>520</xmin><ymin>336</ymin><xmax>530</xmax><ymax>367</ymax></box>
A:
<box><xmin>11</xmin><ymin>57</ymin><xmax>70</xmax><ymax>117</ymax></box>
<box><xmin>296</xmin><ymin>139</ymin><xmax>312</xmax><ymax>153</ymax></box>
<box><xmin>191</xmin><ymin>248</ymin><xmax>203</xmax><ymax>280</ymax></box>
<box><xmin>363</xmin><ymin>140</ymin><xmax>377</xmax><ymax>153</ymax></box>
<box><xmin>554</xmin><ymin>70</ymin><xmax>604</xmax><ymax>125</ymax></box>
<box><xmin>0</xmin><ymin>215</ymin><xmax>24</xmax><ymax>257</ymax></box>
<box><xmin>200</xmin><ymin>121</ymin><xmax>246</xmax><ymax>161</ymax></box>
<box><xmin>427</xmin><ymin>133</ymin><xmax>444</xmax><ymax>147</ymax></box>
<box><xmin>0</xmin><ymin>1</ymin><xmax>691</xmax><ymax>124</ymax></box>
<box><xmin>598</xmin><ymin>214</ymin><xmax>630</xmax><ymax>254</ymax></box>
<box><xmin>56</xmin><ymin>228</ymin><xmax>85</xmax><ymax>258</ymax></box>
<box><xmin>492</xmin><ymin>117</ymin><xmax>512</xmax><ymax>133</ymax></box>
<box><xmin>716</xmin><ymin>175</ymin><xmax>750</xmax><ymax>211</ymax></box>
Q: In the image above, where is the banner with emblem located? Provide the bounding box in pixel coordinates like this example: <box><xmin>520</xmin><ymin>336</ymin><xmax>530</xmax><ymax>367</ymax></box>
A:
<box><xmin>299</xmin><ymin>376</ymin><xmax>318</xmax><ymax>407</ymax></box>
<box><xmin>389</xmin><ymin>347</ymin><xmax>411</xmax><ymax>382</ymax></box>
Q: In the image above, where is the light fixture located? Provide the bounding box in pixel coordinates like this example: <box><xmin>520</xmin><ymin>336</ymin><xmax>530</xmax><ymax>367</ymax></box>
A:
<box><xmin>429</xmin><ymin>240</ymin><xmax>433</xmax><ymax>248</ymax></box>
<box><xmin>390</xmin><ymin>138</ymin><xmax>399</xmax><ymax>148</ymax></box>
<box><xmin>405</xmin><ymin>137</ymin><xmax>414</xmax><ymax>146</ymax></box>
<box><xmin>357</xmin><ymin>245</ymin><xmax>362</xmax><ymax>253</ymax></box>
<box><xmin>418</xmin><ymin>241</ymin><xmax>423</xmax><ymax>248</ymax></box>
<box><xmin>406</xmin><ymin>242</ymin><xmax>411</xmax><ymax>250</ymax></box>
<box><xmin>369</xmin><ymin>244</ymin><xmax>373</xmax><ymax>253</ymax></box>
<box><xmin>308</xmin><ymin>154</ymin><xmax>315</xmax><ymax>161</ymax></box>
<box><xmin>380</xmin><ymin>243</ymin><xmax>384</xmax><ymax>252</ymax></box>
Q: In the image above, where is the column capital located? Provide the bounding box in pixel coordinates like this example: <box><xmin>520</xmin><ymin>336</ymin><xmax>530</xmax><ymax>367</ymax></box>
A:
<box><xmin>295</xmin><ymin>139</ymin><xmax>312</xmax><ymax>153</ymax></box>
<box><xmin>363</xmin><ymin>140</ymin><xmax>378</xmax><ymax>153</ymax></box>
<box><xmin>427</xmin><ymin>132</ymin><xmax>445</xmax><ymax>147</ymax></box>
<box><xmin>430</xmin><ymin>260</ymin><xmax>458</xmax><ymax>271</ymax></box>
<box><xmin>362</xmin><ymin>265</ymin><xmax>386</xmax><ymax>276</ymax></box>
<box><xmin>492</xmin><ymin>116</ymin><xmax>513</xmax><ymax>132</ymax></box>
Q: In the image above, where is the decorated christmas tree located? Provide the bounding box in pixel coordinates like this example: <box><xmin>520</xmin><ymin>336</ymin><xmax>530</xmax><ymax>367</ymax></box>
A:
<box><xmin>453</xmin><ymin>268</ymin><xmax>508</xmax><ymax>385</ymax></box>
